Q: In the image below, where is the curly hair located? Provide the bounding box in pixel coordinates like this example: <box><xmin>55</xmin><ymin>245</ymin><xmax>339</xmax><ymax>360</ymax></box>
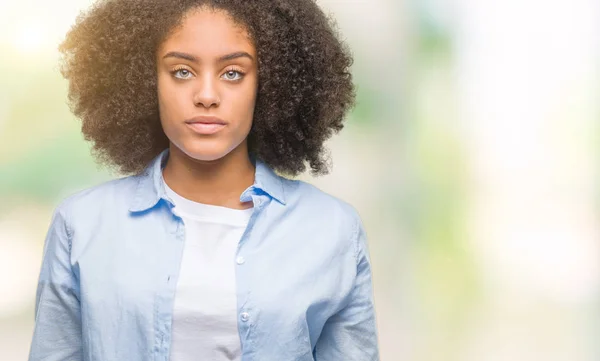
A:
<box><xmin>58</xmin><ymin>0</ymin><xmax>355</xmax><ymax>176</ymax></box>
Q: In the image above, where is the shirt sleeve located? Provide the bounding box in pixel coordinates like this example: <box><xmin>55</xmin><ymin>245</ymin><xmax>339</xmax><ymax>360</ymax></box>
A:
<box><xmin>313</xmin><ymin>216</ymin><xmax>380</xmax><ymax>360</ymax></box>
<box><xmin>29</xmin><ymin>204</ymin><xmax>83</xmax><ymax>361</ymax></box>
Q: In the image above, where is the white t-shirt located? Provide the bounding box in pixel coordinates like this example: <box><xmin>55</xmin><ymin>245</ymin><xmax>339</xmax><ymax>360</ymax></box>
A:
<box><xmin>164</xmin><ymin>181</ymin><xmax>253</xmax><ymax>361</ymax></box>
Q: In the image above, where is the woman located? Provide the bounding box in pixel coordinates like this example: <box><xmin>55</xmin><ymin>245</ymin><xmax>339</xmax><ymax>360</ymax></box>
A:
<box><xmin>29</xmin><ymin>0</ymin><xmax>379</xmax><ymax>360</ymax></box>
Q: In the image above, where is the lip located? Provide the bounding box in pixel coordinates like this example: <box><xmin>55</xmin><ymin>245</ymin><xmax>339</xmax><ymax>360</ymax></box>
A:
<box><xmin>184</xmin><ymin>116</ymin><xmax>227</xmax><ymax>135</ymax></box>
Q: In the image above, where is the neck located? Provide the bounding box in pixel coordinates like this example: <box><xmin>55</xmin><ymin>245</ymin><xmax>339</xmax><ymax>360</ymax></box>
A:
<box><xmin>162</xmin><ymin>142</ymin><xmax>255</xmax><ymax>210</ymax></box>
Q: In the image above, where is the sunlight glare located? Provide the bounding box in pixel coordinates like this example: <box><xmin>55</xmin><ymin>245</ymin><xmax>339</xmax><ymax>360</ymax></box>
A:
<box><xmin>14</xmin><ymin>21</ymin><xmax>48</xmax><ymax>53</ymax></box>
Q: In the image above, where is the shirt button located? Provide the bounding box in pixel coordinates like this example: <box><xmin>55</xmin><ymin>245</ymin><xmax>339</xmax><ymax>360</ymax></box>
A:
<box><xmin>240</xmin><ymin>312</ymin><xmax>250</xmax><ymax>322</ymax></box>
<box><xmin>236</xmin><ymin>256</ymin><xmax>246</xmax><ymax>265</ymax></box>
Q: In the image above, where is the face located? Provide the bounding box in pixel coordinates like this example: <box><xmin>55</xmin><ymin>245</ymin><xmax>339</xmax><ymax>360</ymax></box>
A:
<box><xmin>156</xmin><ymin>7</ymin><xmax>258</xmax><ymax>162</ymax></box>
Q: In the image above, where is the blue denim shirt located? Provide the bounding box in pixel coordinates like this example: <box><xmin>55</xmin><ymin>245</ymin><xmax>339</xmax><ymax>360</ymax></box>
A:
<box><xmin>29</xmin><ymin>150</ymin><xmax>379</xmax><ymax>361</ymax></box>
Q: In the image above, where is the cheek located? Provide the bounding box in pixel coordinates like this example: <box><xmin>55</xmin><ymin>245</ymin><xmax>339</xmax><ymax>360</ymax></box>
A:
<box><xmin>234</xmin><ymin>83</ymin><xmax>258</xmax><ymax>123</ymax></box>
<box><xmin>157</xmin><ymin>78</ymin><xmax>183</xmax><ymax>123</ymax></box>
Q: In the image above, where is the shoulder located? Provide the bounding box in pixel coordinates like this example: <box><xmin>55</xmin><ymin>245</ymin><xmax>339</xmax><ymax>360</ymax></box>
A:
<box><xmin>53</xmin><ymin>175</ymin><xmax>140</xmax><ymax>225</ymax></box>
<box><xmin>283</xmin><ymin>178</ymin><xmax>364</xmax><ymax>249</ymax></box>
<box><xmin>289</xmin><ymin>179</ymin><xmax>361</xmax><ymax>221</ymax></box>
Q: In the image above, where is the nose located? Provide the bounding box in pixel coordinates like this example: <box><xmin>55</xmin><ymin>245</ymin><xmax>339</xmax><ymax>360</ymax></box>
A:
<box><xmin>193</xmin><ymin>75</ymin><xmax>221</xmax><ymax>108</ymax></box>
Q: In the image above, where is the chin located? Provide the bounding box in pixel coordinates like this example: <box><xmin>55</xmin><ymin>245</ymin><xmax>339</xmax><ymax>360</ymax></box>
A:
<box><xmin>176</xmin><ymin>140</ymin><xmax>234</xmax><ymax>162</ymax></box>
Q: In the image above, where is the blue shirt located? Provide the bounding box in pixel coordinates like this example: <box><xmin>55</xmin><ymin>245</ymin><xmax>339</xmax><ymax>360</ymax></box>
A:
<box><xmin>29</xmin><ymin>149</ymin><xmax>379</xmax><ymax>361</ymax></box>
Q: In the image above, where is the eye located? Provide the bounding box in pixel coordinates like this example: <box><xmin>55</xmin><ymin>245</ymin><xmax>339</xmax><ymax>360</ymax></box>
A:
<box><xmin>222</xmin><ymin>69</ymin><xmax>244</xmax><ymax>81</ymax></box>
<box><xmin>171</xmin><ymin>68</ymin><xmax>194</xmax><ymax>80</ymax></box>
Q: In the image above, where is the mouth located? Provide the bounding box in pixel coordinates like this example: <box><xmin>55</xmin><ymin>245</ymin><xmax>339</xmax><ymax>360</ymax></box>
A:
<box><xmin>184</xmin><ymin>116</ymin><xmax>227</xmax><ymax>135</ymax></box>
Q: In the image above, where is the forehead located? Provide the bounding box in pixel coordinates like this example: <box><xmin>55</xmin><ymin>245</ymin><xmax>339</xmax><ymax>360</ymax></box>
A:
<box><xmin>160</xmin><ymin>8</ymin><xmax>255</xmax><ymax>57</ymax></box>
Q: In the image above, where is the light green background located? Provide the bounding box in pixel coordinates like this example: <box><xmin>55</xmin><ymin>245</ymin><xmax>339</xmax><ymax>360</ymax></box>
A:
<box><xmin>1</xmin><ymin>0</ymin><xmax>599</xmax><ymax>360</ymax></box>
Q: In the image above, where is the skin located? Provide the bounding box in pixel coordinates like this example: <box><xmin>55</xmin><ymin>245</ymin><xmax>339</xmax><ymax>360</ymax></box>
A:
<box><xmin>157</xmin><ymin>7</ymin><xmax>259</xmax><ymax>210</ymax></box>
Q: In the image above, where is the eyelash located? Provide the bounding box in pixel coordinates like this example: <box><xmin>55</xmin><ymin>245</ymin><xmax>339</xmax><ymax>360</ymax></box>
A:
<box><xmin>169</xmin><ymin>66</ymin><xmax>246</xmax><ymax>81</ymax></box>
<box><xmin>170</xmin><ymin>66</ymin><xmax>192</xmax><ymax>79</ymax></box>
<box><xmin>222</xmin><ymin>67</ymin><xmax>246</xmax><ymax>81</ymax></box>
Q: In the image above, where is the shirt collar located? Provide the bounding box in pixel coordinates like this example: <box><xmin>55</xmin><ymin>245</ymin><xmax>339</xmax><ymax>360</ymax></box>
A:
<box><xmin>129</xmin><ymin>149</ymin><xmax>286</xmax><ymax>212</ymax></box>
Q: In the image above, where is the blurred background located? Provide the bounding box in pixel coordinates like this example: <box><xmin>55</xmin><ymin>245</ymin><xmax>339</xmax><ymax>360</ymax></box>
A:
<box><xmin>1</xmin><ymin>0</ymin><xmax>599</xmax><ymax>360</ymax></box>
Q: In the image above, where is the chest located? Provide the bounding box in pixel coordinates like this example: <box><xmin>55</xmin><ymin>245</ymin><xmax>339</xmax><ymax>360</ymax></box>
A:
<box><xmin>73</xmin><ymin>206</ymin><xmax>355</xmax><ymax>357</ymax></box>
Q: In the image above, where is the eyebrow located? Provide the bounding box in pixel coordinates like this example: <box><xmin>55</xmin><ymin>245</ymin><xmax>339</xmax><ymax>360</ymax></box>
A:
<box><xmin>162</xmin><ymin>51</ymin><xmax>254</xmax><ymax>63</ymax></box>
